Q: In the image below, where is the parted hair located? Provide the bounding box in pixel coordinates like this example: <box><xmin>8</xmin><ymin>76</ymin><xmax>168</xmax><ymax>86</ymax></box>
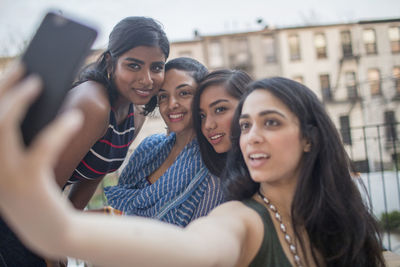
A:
<box><xmin>74</xmin><ymin>16</ymin><xmax>170</xmax><ymax>115</ymax></box>
<box><xmin>192</xmin><ymin>69</ymin><xmax>252</xmax><ymax>176</ymax></box>
<box><xmin>164</xmin><ymin>57</ymin><xmax>208</xmax><ymax>84</ymax></box>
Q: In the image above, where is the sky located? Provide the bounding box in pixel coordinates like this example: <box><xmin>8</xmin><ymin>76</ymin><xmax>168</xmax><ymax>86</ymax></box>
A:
<box><xmin>1</xmin><ymin>0</ymin><xmax>400</xmax><ymax>56</ymax></box>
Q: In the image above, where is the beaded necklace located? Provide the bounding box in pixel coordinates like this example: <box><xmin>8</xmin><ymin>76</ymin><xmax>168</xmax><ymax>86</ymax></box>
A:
<box><xmin>258</xmin><ymin>190</ymin><xmax>303</xmax><ymax>267</ymax></box>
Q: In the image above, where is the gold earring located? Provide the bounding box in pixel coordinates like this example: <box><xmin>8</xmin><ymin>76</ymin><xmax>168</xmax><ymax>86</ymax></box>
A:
<box><xmin>304</xmin><ymin>143</ymin><xmax>311</xmax><ymax>152</ymax></box>
<box><xmin>107</xmin><ymin>72</ymin><xmax>111</xmax><ymax>80</ymax></box>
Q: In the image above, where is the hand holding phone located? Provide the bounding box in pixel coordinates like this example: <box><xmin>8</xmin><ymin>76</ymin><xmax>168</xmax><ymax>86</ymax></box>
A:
<box><xmin>21</xmin><ymin>11</ymin><xmax>97</xmax><ymax>145</ymax></box>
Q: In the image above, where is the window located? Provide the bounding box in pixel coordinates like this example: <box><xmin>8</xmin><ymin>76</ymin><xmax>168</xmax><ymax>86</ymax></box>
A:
<box><xmin>340</xmin><ymin>115</ymin><xmax>352</xmax><ymax>145</ymax></box>
<box><xmin>384</xmin><ymin>111</ymin><xmax>397</xmax><ymax>141</ymax></box>
<box><xmin>315</xmin><ymin>33</ymin><xmax>327</xmax><ymax>59</ymax></box>
<box><xmin>345</xmin><ymin>72</ymin><xmax>358</xmax><ymax>100</ymax></box>
<box><xmin>368</xmin><ymin>68</ymin><xmax>381</xmax><ymax>96</ymax></box>
<box><xmin>288</xmin><ymin>34</ymin><xmax>301</xmax><ymax>61</ymax></box>
<box><xmin>208</xmin><ymin>41</ymin><xmax>223</xmax><ymax>68</ymax></box>
<box><xmin>293</xmin><ymin>76</ymin><xmax>304</xmax><ymax>84</ymax></box>
<box><xmin>389</xmin><ymin>26</ymin><xmax>400</xmax><ymax>53</ymax></box>
<box><xmin>262</xmin><ymin>36</ymin><xmax>277</xmax><ymax>63</ymax></box>
<box><xmin>393</xmin><ymin>66</ymin><xmax>400</xmax><ymax>94</ymax></box>
<box><xmin>341</xmin><ymin>30</ymin><xmax>353</xmax><ymax>57</ymax></box>
<box><xmin>363</xmin><ymin>29</ymin><xmax>377</xmax><ymax>55</ymax></box>
<box><xmin>230</xmin><ymin>38</ymin><xmax>250</xmax><ymax>68</ymax></box>
<box><xmin>319</xmin><ymin>74</ymin><xmax>332</xmax><ymax>101</ymax></box>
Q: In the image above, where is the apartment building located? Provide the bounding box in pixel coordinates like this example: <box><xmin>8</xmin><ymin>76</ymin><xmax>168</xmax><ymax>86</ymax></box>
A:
<box><xmin>169</xmin><ymin>18</ymin><xmax>400</xmax><ymax>171</ymax></box>
<box><xmin>0</xmin><ymin>18</ymin><xmax>398</xmax><ymax>171</ymax></box>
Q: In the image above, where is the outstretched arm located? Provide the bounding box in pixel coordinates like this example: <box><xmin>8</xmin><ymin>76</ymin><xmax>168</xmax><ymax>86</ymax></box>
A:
<box><xmin>0</xmin><ymin>64</ymin><xmax>261</xmax><ymax>267</ymax></box>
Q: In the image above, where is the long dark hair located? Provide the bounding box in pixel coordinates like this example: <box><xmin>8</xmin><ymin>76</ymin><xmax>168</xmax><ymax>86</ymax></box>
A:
<box><xmin>192</xmin><ymin>69</ymin><xmax>252</xmax><ymax>176</ymax></box>
<box><xmin>74</xmin><ymin>16</ymin><xmax>170</xmax><ymax>115</ymax></box>
<box><xmin>223</xmin><ymin>77</ymin><xmax>385</xmax><ymax>267</ymax></box>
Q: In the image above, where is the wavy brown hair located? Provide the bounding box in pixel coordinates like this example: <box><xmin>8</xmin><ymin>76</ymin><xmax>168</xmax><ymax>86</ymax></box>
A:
<box><xmin>192</xmin><ymin>69</ymin><xmax>252</xmax><ymax>176</ymax></box>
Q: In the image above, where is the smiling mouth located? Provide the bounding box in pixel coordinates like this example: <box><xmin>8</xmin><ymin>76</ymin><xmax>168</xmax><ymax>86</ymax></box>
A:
<box><xmin>210</xmin><ymin>133</ymin><xmax>224</xmax><ymax>140</ymax></box>
<box><xmin>168</xmin><ymin>113</ymin><xmax>184</xmax><ymax>121</ymax></box>
<box><xmin>249</xmin><ymin>153</ymin><xmax>270</xmax><ymax>160</ymax></box>
<box><xmin>208</xmin><ymin>133</ymin><xmax>225</xmax><ymax>144</ymax></box>
<box><xmin>135</xmin><ymin>88</ymin><xmax>152</xmax><ymax>97</ymax></box>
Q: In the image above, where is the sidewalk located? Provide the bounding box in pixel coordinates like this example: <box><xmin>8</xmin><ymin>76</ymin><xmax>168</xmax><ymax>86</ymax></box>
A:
<box><xmin>384</xmin><ymin>251</ymin><xmax>400</xmax><ymax>267</ymax></box>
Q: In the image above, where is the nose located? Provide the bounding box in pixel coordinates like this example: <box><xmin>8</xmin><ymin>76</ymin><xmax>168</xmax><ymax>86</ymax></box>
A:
<box><xmin>138</xmin><ymin>69</ymin><xmax>153</xmax><ymax>88</ymax></box>
<box><xmin>204</xmin><ymin>116</ymin><xmax>217</xmax><ymax>131</ymax></box>
<box><xmin>168</xmin><ymin>95</ymin><xmax>179</xmax><ymax>109</ymax></box>
<box><xmin>246</xmin><ymin>125</ymin><xmax>264</xmax><ymax>145</ymax></box>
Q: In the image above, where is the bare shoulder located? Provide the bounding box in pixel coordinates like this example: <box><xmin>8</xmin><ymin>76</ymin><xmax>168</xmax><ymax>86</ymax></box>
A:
<box><xmin>211</xmin><ymin>200</ymin><xmax>264</xmax><ymax>265</ymax></box>
<box><xmin>208</xmin><ymin>200</ymin><xmax>263</xmax><ymax>227</ymax></box>
<box><xmin>62</xmin><ymin>81</ymin><xmax>110</xmax><ymax>123</ymax></box>
<box><xmin>188</xmin><ymin>200</ymin><xmax>263</xmax><ymax>235</ymax></box>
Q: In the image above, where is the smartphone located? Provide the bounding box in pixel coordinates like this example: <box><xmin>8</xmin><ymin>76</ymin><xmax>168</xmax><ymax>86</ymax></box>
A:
<box><xmin>21</xmin><ymin>11</ymin><xmax>97</xmax><ymax>146</ymax></box>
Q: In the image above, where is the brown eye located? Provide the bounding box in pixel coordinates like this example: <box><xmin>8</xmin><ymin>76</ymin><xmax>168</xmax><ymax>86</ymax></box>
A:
<box><xmin>239</xmin><ymin>122</ymin><xmax>250</xmax><ymax>132</ymax></box>
<box><xmin>157</xmin><ymin>94</ymin><xmax>168</xmax><ymax>102</ymax></box>
<box><xmin>128</xmin><ymin>63</ymin><xmax>140</xmax><ymax>71</ymax></box>
<box><xmin>152</xmin><ymin>64</ymin><xmax>164</xmax><ymax>73</ymax></box>
<box><xmin>265</xmin><ymin>119</ymin><xmax>279</xmax><ymax>127</ymax></box>
<box><xmin>215</xmin><ymin>106</ymin><xmax>227</xmax><ymax>114</ymax></box>
<box><xmin>179</xmin><ymin>91</ymin><xmax>192</xmax><ymax>97</ymax></box>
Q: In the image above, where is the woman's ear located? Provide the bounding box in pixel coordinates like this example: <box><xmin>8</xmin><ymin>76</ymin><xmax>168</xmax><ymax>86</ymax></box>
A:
<box><xmin>303</xmin><ymin>139</ymin><xmax>311</xmax><ymax>152</ymax></box>
<box><xmin>303</xmin><ymin>125</ymin><xmax>317</xmax><ymax>153</ymax></box>
<box><xmin>105</xmin><ymin>52</ymin><xmax>113</xmax><ymax>78</ymax></box>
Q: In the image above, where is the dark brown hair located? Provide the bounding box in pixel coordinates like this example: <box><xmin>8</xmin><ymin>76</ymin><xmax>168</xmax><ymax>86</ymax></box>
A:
<box><xmin>223</xmin><ymin>77</ymin><xmax>385</xmax><ymax>267</ymax></box>
<box><xmin>192</xmin><ymin>69</ymin><xmax>252</xmax><ymax>176</ymax></box>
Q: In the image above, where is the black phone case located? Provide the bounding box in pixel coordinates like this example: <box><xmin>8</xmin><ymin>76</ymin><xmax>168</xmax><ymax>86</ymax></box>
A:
<box><xmin>21</xmin><ymin>12</ymin><xmax>97</xmax><ymax>145</ymax></box>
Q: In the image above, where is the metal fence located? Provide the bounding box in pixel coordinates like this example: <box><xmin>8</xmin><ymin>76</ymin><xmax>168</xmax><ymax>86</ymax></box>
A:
<box><xmin>343</xmin><ymin>122</ymin><xmax>400</xmax><ymax>251</ymax></box>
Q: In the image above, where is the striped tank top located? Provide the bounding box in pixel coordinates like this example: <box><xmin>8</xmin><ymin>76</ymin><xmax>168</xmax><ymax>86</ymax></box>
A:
<box><xmin>68</xmin><ymin>104</ymin><xmax>135</xmax><ymax>183</ymax></box>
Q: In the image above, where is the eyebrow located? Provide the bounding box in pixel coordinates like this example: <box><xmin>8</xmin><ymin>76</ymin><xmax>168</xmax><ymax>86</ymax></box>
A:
<box><xmin>124</xmin><ymin>57</ymin><xmax>165</xmax><ymax>66</ymax></box>
<box><xmin>159</xmin><ymin>83</ymin><xmax>194</xmax><ymax>92</ymax></box>
<box><xmin>176</xmin><ymin>84</ymin><xmax>194</xmax><ymax>90</ymax></box>
<box><xmin>240</xmin><ymin>110</ymin><xmax>286</xmax><ymax>119</ymax></box>
<box><xmin>209</xmin><ymin>99</ymin><xmax>229</xmax><ymax>108</ymax></box>
<box><xmin>124</xmin><ymin>57</ymin><xmax>145</xmax><ymax>65</ymax></box>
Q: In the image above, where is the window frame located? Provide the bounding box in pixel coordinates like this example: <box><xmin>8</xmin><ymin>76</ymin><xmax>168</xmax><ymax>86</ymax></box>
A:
<box><xmin>340</xmin><ymin>30</ymin><xmax>353</xmax><ymax>57</ymax></box>
<box><xmin>314</xmin><ymin>32</ymin><xmax>327</xmax><ymax>59</ymax></box>
<box><xmin>363</xmin><ymin>28</ymin><xmax>378</xmax><ymax>55</ymax></box>
<box><xmin>368</xmin><ymin>68</ymin><xmax>382</xmax><ymax>96</ymax></box>
<box><xmin>288</xmin><ymin>34</ymin><xmax>301</xmax><ymax>61</ymax></box>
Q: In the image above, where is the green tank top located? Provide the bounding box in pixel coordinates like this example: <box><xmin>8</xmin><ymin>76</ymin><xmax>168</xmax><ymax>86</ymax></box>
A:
<box><xmin>242</xmin><ymin>198</ymin><xmax>293</xmax><ymax>267</ymax></box>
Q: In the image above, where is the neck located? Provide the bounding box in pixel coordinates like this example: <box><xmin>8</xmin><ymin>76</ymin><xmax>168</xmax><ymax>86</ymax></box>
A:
<box><xmin>174</xmin><ymin>128</ymin><xmax>195</xmax><ymax>148</ymax></box>
<box><xmin>259</xmin><ymin>181</ymin><xmax>296</xmax><ymax>218</ymax></box>
<box><xmin>112</xmin><ymin>94</ymin><xmax>131</xmax><ymax>111</ymax></box>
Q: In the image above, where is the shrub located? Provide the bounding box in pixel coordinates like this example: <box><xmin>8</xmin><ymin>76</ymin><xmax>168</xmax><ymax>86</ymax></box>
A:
<box><xmin>379</xmin><ymin>211</ymin><xmax>400</xmax><ymax>232</ymax></box>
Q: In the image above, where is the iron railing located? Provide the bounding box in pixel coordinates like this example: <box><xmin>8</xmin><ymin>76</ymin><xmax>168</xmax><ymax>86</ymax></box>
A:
<box><xmin>343</xmin><ymin>122</ymin><xmax>400</xmax><ymax>251</ymax></box>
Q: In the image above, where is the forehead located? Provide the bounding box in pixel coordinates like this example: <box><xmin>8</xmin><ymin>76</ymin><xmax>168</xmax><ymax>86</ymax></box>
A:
<box><xmin>161</xmin><ymin>69</ymin><xmax>196</xmax><ymax>91</ymax></box>
<box><xmin>121</xmin><ymin>45</ymin><xmax>166</xmax><ymax>62</ymax></box>
<box><xmin>200</xmin><ymin>85</ymin><xmax>237</xmax><ymax>107</ymax></box>
<box><xmin>241</xmin><ymin>89</ymin><xmax>293</xmax><ymax>117</ymax></box>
